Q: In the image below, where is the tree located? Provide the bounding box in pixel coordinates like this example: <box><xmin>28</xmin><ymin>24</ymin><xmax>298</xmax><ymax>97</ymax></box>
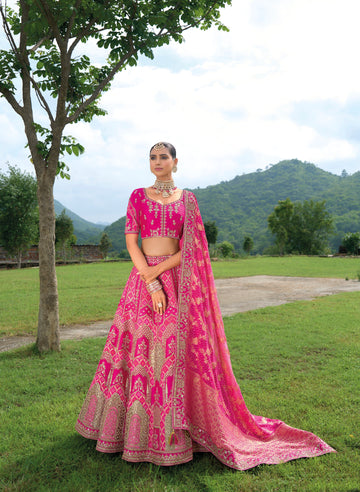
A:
<box><xmin>243</xmin><ymin>235</ymin><xmax>253</xmax><ymax>255</ymax></box>
<box><xmin>0</xmin><ymin>165</ymin><xmax>38</xmax><ymax>268</ymax></box>
<box><xmin>290</xmin><ymin>200</ymin><xmax>333</xmax><ymax>255</ymax></box>
<box><xmin>219</xmin><ymin>240</ymin><xmax>234</xmax><ymax>257</ymax></box>
<box><xmin>341</xmin><ymin>232</ymin><xmax>360</xmax><ymax>255</ymax></box>
<box><xmin>268</xmin><ymin>198</ymin><xmax>333</xmax><ymax>255</ymax></box>
<box><xmin>267</xmin><ymin>198</ymin><xmax>294</xmax><ymax>255</ymax></box>
<box><xmin>204</xmin><ymin>220</ymin><xmax>218</xmax><ymax>245</ymax></box>
<box><xmin>99</xmin><ymin>232</ymin><xmax>112</xmax><ymax>259</ymax></box>
<box><xmin>55</xmin><ymin>209</ymin><xmax>74</xmax><ymax>262</ymax></box>
<box><xmin>0</xmin><ymin>0</ymin><xmax>231</xmax><ymax>352</ymax></box>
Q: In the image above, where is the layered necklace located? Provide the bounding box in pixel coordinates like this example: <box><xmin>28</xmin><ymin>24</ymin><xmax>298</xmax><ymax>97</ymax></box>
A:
<box><xmin>152</xmin><ymin>178</ymin><xmax>176</xmax><ymax>198</ymax></box>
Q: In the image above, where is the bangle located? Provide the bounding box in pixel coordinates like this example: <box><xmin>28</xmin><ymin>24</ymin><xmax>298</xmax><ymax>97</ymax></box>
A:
<box><xmin>146</xmin><ymin>279</ymin><xmax>162</xmax><ymax>294</ymax></box>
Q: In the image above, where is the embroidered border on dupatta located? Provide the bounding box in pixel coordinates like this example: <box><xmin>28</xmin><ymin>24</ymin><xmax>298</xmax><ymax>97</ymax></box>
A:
<box><xmin>173</xmin><ymin>189</ymin><xmax>195</xmax><ymax>429</ymax></box>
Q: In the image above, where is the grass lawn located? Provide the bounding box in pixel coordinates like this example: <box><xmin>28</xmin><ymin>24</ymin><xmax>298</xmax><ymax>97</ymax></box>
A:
<box><xmin>0</xmin><ymin>292</ymin><xmax>359</xmax><ymax>491</ymax></box>
<box><xmin>1</xmin><ymin>256</ymin><xmax>360</xmax><ymax>337</ymax></box>
<box><xmin>0</xmin><ymin>261</ymin><xmax>133</xmax><ymax>337</ymax></box>
<box><xmin>211</xmin><ymin>255</ymin><xmax>360</xmax><ymax>279</ymax></box>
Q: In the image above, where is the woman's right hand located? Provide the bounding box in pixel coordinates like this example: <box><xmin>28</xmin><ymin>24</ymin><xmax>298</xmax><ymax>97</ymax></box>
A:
<box><xmin>151</xmin><ymin>288</ymin><xmax>167</xmax><ymax>315</ymax></box>
<box><xmin>137</xmin><ymin>264</ymin><xmax>160</xmax><ymax>285</ymax></box>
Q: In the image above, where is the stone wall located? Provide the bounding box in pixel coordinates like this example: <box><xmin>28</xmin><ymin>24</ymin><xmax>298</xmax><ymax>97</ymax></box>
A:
<box><xmin>0</xmin><ymin>244</ymin><xmax>103</xmax><ymax>264</ymax></box>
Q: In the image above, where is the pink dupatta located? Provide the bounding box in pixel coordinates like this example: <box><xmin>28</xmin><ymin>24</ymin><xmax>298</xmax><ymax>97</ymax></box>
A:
<box><xmin>172</xmin><ymin>190</ymin><xmax>335</xmax><ymax>470</ymax></box>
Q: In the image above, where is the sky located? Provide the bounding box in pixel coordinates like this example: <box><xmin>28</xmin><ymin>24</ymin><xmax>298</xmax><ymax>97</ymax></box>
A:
<box><xmin>1</xmin><ymin>0</ymin><xmax>360</xmax><ymax>224</ymax></box>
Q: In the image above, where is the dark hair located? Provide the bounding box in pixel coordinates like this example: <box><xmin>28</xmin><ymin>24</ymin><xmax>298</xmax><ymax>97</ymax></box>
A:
<box><xmin>150</xmin><ymin>142</ymin><xmax>176</xmax><ymax>159</ymax></box>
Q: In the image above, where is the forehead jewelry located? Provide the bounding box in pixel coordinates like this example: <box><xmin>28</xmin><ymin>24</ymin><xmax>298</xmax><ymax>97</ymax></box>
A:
<box><xmin>152</xmin><ymin>142</ymin><xmax>166</xmax><ymax>151</ymax></box>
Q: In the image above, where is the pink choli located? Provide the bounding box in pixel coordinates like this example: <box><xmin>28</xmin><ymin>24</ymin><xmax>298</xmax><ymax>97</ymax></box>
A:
<box><xmin>125</xmin><ymin>188</ymin><xmax>185</xmax><ymax>240</ymax></box>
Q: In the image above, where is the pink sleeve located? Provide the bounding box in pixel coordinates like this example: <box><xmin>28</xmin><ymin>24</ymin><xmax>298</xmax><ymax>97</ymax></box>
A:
<box><xmin>125</xmin><ymin>191</ymin><xmax>140</xmax><ymax>234</ymax></box>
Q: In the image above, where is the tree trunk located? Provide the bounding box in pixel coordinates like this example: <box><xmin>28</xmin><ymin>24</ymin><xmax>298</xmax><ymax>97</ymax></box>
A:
<box><xmin>17</xmin><ymin>250</ymin><xmax>22</xmax><ymax>269</ymax></box>
<box><xmin>36</xmin><ymin>172</ymin><xmax>60</xmax><ymax>352</ymax></box>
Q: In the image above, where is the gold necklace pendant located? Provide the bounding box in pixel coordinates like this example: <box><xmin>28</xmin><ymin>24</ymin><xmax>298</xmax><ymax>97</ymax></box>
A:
<box><xmin>153</xmin><ymin>179</ymin><xmax>176</xmax><ymax>198</ymax></box>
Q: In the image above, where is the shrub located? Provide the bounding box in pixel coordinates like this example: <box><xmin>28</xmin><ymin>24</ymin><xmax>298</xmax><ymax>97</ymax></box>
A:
<box><xmin>219</xmin><ymin>241</ymin><xmax>235</xmax><ymax>258</ymax></box>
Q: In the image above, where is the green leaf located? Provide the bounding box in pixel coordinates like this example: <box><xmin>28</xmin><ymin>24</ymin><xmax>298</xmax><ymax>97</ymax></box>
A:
<box><xmin>72</xmin><ymin>145</ymin><xmax>79</xmax><ymax>156</ymax></box>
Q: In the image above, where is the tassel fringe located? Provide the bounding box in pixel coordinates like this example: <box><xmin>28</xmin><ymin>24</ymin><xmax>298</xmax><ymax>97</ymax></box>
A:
<box><xmin>169</xmin><ymin>430</ymin><xmax>178</xmax><ymax>445</ymax></box>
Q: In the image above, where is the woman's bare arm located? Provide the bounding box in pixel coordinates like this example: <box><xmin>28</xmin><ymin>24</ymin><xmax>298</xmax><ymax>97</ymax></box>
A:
<box><xmin>125</xmin><ymin>233</ymin><xmax>149</xmax><ymax>273</ymax></box>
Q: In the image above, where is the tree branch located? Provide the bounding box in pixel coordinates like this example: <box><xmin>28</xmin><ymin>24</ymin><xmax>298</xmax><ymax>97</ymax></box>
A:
<box><xmin>68</xmin><ymin>17</ymin><xmax>99</xmax><ymax>57</ymax></box>
<box><xmin>0</xmin><ymin>2</ymin><xmax>55</xmax><ymax>123</ymax></box>
<box><xmin>18</xmin><ymin>1</ymin><xmax>54</xmax><ymax>126</ymax></box>
<box><xmin>65</xmin><ymin>0</ymin><xmax>81</xmax><ymax>45</ymax></box>
<box><xmin>29</xmin><ymin>1</ymin><xmax>70</xmax><ymax>127</ymax></box>
<box><xmin>30</xmin><ymin>75</ymin><xmax>55</xmax><ymax>125</ymax></box>
<box><xmin>34</xmin><ymin>0</ymin><xmax>65</xmax><ymax>49</ymax></box>
<box><xmin>29</xmin><ymin>35</ymin><xmax>52</xmax><ymax>52</ymax></box>
<box><xmin>0</xmin><ymin>86</ymin><xmax>23</xmax><ymax>116</ymax></box>
<box><xmin>67</xmin><ymin>0</ymin><xmax>116</xmax><ymax>57</ymax></box>
<box><xmin>65</xmin><ymin>47</ymin><xmax>136</xmax><ymax>124</ymax></box>
<box><xmin>19</xmin><ymin>0</ymin><xmax>32</xmax><ymax>111</ymax></box>
<box><xmin>0</xmin><ymin>3</ymin><xmax>18</xmax><ymax>53</ymax></box>
<box><xmin>176</xmin><ymin>0</ymin><xmax>225</xmax><ymax>33</ymax></box>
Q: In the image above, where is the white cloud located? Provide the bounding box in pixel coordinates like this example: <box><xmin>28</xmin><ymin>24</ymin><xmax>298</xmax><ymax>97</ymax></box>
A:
<box><xmin>2</xmin><ymin>0</ymin><xmax>360</xmax><ymax>222</ymax></box>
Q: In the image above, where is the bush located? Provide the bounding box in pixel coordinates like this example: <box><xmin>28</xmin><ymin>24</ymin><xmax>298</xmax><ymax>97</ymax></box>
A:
<box><xmin>119</xmin><ymin>249</ymin><xmax>130</xmax><ymax>259</ymax></box>
<box><xmin>341</xmin><ymin>232</ymin><xmax>360</xmax><ymax>255</ymax></box>
<box><xmin>218</xmin><ymin>241</ymin><xmax>235</xmax><ymax>258</ymax></box>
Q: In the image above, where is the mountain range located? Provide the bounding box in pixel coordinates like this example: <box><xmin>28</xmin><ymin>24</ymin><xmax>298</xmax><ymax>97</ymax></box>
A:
<box><xmin>54</xmin><ymin>199</ymin><xmax>104</xmax><ymax>244</ymax></box>
<box><xmin>57</xmin><ymin>160</ymin><xmax>360</xmax><ymax>254</ymax></box>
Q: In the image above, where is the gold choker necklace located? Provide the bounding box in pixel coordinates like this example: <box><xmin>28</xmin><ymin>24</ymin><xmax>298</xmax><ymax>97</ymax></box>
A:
<box><xmin>152</xmin><ymin>179</ymin><xmax>176</xmax><ymax>198</ymax></box>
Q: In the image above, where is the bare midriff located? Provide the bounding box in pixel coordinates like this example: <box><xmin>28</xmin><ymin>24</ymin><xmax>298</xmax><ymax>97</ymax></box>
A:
<box><xmin>141</xmin><ymin>237</ymin><xmax>180</xmax><ymax>257</ymax></box>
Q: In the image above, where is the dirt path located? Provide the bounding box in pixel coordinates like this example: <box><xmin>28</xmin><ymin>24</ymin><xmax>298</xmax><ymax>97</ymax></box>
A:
<box><xmin>1</xmin><ymin>275</ymin><xmax>360</xmax><ymax>353</ymax></box>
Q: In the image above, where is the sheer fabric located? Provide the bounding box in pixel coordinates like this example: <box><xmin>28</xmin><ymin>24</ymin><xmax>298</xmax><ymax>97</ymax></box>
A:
<box><xmin>171</xmin><ymin>191</ymin><xmax>335</xmax><ymax>469</ymax></box>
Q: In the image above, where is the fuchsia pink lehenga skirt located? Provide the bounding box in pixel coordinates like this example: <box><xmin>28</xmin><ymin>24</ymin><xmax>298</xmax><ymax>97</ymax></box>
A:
<box><xmin>75</xmin><ymin>256</ymin><xmax>203</xmax><ymax>464</ymax></box>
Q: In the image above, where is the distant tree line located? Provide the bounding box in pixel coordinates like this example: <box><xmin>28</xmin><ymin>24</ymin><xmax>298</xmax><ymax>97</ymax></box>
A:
<box><xmin>0</xmin><ymin>165</ymin><xmax>112</xmax><ymax>266</ymax></box>
<box><xmin>1</xmin><ymin>166</ymin><xmax>359</xmax><ymax>265</ymax></box>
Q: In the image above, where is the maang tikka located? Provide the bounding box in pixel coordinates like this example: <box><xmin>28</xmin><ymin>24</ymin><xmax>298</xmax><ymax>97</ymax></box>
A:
<box><xmin>152</xmin><ymin>142</ymin><xmax>166</xmax><ymax>151</ymax></box>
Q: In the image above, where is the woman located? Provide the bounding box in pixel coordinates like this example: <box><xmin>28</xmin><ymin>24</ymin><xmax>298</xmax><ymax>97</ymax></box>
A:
<box><xmin>75</xmin><ymin>142</ymin><xmax>335</xmax><ymax>469</ymax></box>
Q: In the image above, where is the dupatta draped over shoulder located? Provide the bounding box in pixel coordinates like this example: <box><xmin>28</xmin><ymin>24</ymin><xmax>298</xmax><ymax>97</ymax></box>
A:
<box><xmin>173</xmin><ymin>190</ymin><xmax>335</xmax><ymax>470</ymax></box>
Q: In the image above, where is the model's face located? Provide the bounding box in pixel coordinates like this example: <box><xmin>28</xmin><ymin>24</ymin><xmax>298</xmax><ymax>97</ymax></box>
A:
<box><xmin>149</xmin><ymin>148</ymin><xmax>178</xmax><ymax>180</ymax></box>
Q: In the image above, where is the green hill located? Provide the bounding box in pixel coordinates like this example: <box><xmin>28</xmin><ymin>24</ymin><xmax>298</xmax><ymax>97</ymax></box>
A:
<box><xmin>54</xmin><ymin>199</ymin><xmax>104</xmax><ymax>244</ymax></box>
<box><xmin>191</xmin><ymin>159</ymin><xmax>342</xmax><ymax>253</ymax></box>
<box><xmin>102</xmin><ymin>160</ymin><xmax>360</xmax><ymax>255</ymax></box>
<box><xmin>103</xmin><ymin>216</ymin><xmax>127</xmax><ymax>255</ymax></box>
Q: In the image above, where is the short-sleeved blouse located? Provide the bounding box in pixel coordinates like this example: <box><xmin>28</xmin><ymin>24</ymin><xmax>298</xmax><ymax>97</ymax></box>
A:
<box><xmin>125</xmin><ymin>188</ymin><xmax>185</xmax><ymax>240</ymax></box>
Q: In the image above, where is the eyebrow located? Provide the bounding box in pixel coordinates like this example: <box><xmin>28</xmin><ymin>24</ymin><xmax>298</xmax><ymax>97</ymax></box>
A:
<box><xmin>150</xmin><ymin>153</ymin><xmax>169</xmax><ymax>157</ymax></box>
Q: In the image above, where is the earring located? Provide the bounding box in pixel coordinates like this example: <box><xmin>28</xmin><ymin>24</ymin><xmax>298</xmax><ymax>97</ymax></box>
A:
<box><xmin>173</xmin><ymin>164</ymin><xmax>178</xmax><ymax>173</ymax></box>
